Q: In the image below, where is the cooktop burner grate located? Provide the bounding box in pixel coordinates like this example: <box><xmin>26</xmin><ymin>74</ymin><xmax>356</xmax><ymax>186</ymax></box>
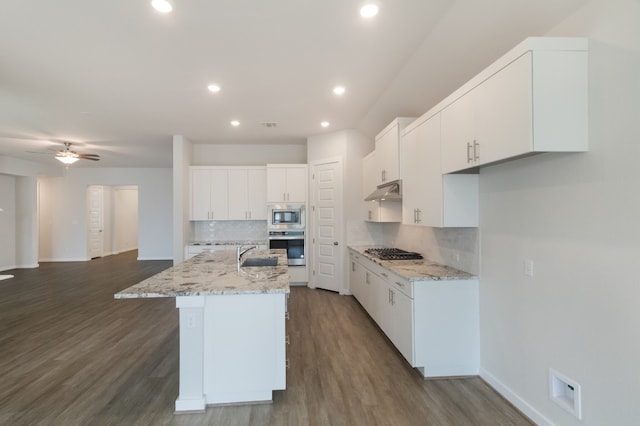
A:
<box><xmin>364</xmin><ymin>248</ymin><xmax>423</xmax><ymax>260</ymax></box>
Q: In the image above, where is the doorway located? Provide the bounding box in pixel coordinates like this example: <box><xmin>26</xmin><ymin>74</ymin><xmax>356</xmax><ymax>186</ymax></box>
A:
<box><xmin>86</xmin><ymin>185</ymin><xmax>139</xmax><ymax>259</ymax></box>
<box><xmin>309</xmin><ymin>158</ymin><xmax>343</xmax><ymax>293</ymax></box>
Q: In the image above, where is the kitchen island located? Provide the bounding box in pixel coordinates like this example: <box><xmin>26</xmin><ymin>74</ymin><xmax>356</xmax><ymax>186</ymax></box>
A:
<box><xmin>115</xmin><ymin>248</ymin><xmax>289</xmax><ymax>413</ymax></box>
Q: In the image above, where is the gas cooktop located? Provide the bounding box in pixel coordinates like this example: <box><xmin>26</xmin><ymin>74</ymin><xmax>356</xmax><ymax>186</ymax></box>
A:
<box><xmin>364</xmin><ymin>248</ymin><xmax>423</xmax><ymax>261</ymax></box>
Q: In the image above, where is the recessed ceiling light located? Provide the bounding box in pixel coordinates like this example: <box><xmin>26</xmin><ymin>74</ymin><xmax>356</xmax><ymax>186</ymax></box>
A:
<box><xmin>333</xmin><ymin>86</ymin><xmax>346</xmax><ymax>95</ymax></box>
<box><xmin>151</xmin><ymin>0</ymin><xmax>172</xmax><ymax>13</ymax></box>
<box><xmin>230</xmin><ymin>120</ymin><xmax>240</xmax><ymax>127</ymax></box>
<box><xmin>321</xmin><ymin>121</ymin><xmax>330</xmax><ymax>128</ymax></box>
<box><xmin>207</xmin><ymin>84</ymin><xmax>221</xmax><ymax>93</ymax></box>
<box><xmin>360</xmin><ymin>3</ymin><xmax>379</xmax><ymax>18</ymax></box>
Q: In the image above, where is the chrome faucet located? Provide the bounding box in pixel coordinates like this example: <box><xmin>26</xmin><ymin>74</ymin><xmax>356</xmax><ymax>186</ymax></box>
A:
<box><xmin>237</xmin><ymin>245</ymin><xmax>256</xmax><ymax>269</ymax></box>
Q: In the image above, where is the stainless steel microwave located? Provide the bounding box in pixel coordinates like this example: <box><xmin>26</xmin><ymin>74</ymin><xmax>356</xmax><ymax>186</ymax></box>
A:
<box><xmin>267</xmin><ymin>203</ymin><xmax>305</xmax><ymax>230</ymax></box>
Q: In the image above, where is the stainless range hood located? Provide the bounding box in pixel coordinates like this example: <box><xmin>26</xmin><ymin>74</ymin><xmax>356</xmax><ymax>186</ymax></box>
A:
<box><xmin>365</xmin><ymin>180</ymin><xmax>402</xmax><ymax>201</ymax></box>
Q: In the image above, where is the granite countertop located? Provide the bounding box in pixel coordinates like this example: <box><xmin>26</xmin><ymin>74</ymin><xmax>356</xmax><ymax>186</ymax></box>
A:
<box><xmin>349</xmin><ymin>246</ymin><xmax>477</xmax><ymax>282</ymax></box>
<box><xmin>115</xmin><ymin>249</ymin><xmax>289</xmax><ymax>299</ymax></box>
<box><xmin>188</xmin><ymin>240</ymin><xmax>268</xmax><ymax>246</ymax></box>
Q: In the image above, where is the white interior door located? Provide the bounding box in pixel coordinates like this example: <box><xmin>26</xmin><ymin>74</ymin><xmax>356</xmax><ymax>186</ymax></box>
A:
<box><xmin>311</xmin><ymin>159</ymin><xmax>343</xmax><ymax>293</ymax></box>
<box><xmin>88</xmin><ymin>185</ymin><xmax>104</xmax><ymax>259</ymax></box>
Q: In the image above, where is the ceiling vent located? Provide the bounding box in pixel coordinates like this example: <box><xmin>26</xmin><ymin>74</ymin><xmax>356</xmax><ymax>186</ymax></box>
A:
<box><xmin>260</xmin><ymin>122</ymin><xmax>277</xmax><ymax>128</ymax></box>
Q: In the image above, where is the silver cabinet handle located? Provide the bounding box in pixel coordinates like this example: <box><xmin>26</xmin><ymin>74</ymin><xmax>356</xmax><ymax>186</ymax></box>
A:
<box><xmin>473</xmin><ymin>140</ymin><xmax>480</xmax><ymax>161</ymax></box>
<box><xmin>365</xmin><ymin>272</ymin><xmax>370</xmax><ymax>284</ymax></box>
<box><xmin>351</xmin><ymin>261</ymin><xmax>355</xmax><ymax>272</ymax></box>
<box><xmin>415</xmin><ymin>208</ymin><xmax>421</xmax><ymax>224</ymax></box>
<box><xmin>467</xmin><ymin>142</ymin><xmax>473</xmax><ymax>163</ymax></box>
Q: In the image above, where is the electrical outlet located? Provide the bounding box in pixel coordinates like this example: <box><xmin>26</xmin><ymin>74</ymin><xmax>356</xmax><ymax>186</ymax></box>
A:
<box><xmin>523</xmin><ymin>259</ymin><xmax>534</xmax><ymax>277</ymax></box>
<box><xmin>550</xmin><ymin>369</ymin><xmax>582</xmax><ymax>419</ymax></box>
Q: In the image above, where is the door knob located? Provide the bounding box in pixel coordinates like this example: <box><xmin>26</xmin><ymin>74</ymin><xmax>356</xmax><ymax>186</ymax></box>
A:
<box><xmin>333</xmin><ymin>242</ymin><xmax>339</xmax><ymax>246</ymax></box>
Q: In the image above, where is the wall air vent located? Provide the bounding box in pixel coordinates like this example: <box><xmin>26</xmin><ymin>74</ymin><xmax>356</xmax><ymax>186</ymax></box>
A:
<box><xmin>260</xmin><ymin>122</ymin><xmax>277</xmax><ymax>128</ymax></box>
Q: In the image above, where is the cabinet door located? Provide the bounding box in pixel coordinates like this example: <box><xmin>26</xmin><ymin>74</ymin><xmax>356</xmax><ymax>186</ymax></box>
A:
<box><xmin>376</xmin><ymin>126</ymin><xmax>399</xmax><ymax>184</ymax></box>
<box><xmin>390</xmin><ymin>288</ymin><xmax>414</xmax><ymax>365</ymax></box>
<box><xmin>441</xmin><ymin>91</ymin><xmax>477</xmax><ymax>174</ymax></box>
<box><xmin>248</xmin><ymin>168</ymin><xmax>267</xmax><ymax>220</ymax></box>
<box><xmin>475</xmin><ymin>52</ymin><xmax>532</xmax><ymax>166</ymax></box>
<box><xmin>210</xmin><ymin>169</ymin><xmax>229</xmax><ymax>220</ymax></box>
<box><xmin>228</xmin><ymin>169</ymin><xmax>249</xmax><ymax>220</ymax></box>
<box><xmin>266</xmin><ymin>167</ymin><xmax>287</xmax><ymax>202</ymax></box>
<box><xmin>362</xmin><ymin>151</ymin><xmax>378</xmax><ymax>198</ymax></box>
<box><xmin>349</xmin><ymin>254</ymin><xmax>364</xmax><ymax>304</ymax></box>
<box><xmin>402</xmin><ymin>115</ymin><xmax>442</xmax><ymax>226</ymax></box>
<box><xmin>191</xmin><ymin>169</ymin><xmax>212</xmax><ymax>220</ymax></box>
<box><xmin>285</xmin><ymin>167</ymin><xmax>307</xmax><ymax>202</ymax></box>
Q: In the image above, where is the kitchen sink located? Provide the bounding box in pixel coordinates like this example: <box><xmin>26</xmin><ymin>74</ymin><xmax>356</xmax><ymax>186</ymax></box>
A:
<box><xmin>241</xmin><ymin>257</ymin><xmax>278</xmax><ymax>267</ymax></box>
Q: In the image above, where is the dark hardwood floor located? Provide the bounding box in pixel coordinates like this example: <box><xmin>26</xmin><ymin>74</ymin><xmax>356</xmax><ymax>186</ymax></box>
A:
<box><xmin>0</xmin><ymin>251</ymin><xmax>532</xmax><ymax>425</ymax></box>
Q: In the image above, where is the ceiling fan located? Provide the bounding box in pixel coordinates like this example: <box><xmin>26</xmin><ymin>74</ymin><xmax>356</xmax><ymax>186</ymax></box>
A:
<box><xmin>55</xmin><ymin>142</ymin><xmax>100</xmax><ymax>165</ymax></box>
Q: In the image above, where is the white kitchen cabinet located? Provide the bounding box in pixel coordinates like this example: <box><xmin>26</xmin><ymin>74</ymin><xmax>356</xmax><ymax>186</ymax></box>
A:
<box><xmin>402</xmin><ymin>112</ymin><xmax>478</xmax><ymax>227</ymax></box>
<box><xmin>441</xmin><ymin>38</ymin><xmax>588</xmax><ymax>173</ymax></box>
<box><xmin>362</xmin><ymin>151</ymin><xmax>377</xmax><ymax>197</ymax></box>
<box><xmin>228</xmin><ymin>168</ymin><xmax>267</xmax><ymax>220</ymax></box>
<box><xmin>372</xmin><ymin>117</ymin><xmax>415</xmax><ymax>185</ymax></box>
<box><xmin>190</xmin><ymin>168</ymin><xmax>228</xmax><ymax>220</ymax></box>
<box><xmin>348</xmin><ymin>248</ymin><xmax>479</xmax><ymax>377</ymax></box>
<box><xmin>266</xmin><ymin>164</ymin><xmax>307</xmax><ymax>203</ymax></box>
<box><xmin>362</xmin><ymin>151</ymin><xmax>402</xmax><ymax>223</ymax></box>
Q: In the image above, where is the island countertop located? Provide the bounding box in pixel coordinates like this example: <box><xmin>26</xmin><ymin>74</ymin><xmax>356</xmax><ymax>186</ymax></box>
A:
<box><xmin>114</xmin><ymin>248</ymin><xmax>289</xmax><ymax>299</ymax></box>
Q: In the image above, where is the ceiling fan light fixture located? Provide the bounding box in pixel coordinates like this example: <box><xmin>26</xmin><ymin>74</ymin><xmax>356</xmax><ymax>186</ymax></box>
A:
<box><xmin>56</xmin><ymin>155</ymin><xmax>79</xmax><ymax>165</ymax></box>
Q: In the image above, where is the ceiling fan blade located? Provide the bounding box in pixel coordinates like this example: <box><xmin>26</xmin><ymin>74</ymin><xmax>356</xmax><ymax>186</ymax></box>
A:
<box><xmin>78</xmin><ymin>155</ymin><xmax>100</xmax><ymax>161</ymax></box>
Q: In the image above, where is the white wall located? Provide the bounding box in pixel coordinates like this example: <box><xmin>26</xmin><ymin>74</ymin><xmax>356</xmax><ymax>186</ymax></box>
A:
<box><xmin>39</xmin><ymin>168</ymin><xmax>172</xmax><ymax>261</ymax></box>
<box><xmin>0</xmin><ymin>174</ymin><xmax>16</xmax><ymax>271</ymax></box>
<box><xmin>479</xmin><ymin>1</ymin><xmax>640</xmax><ymax>425</ymax></box>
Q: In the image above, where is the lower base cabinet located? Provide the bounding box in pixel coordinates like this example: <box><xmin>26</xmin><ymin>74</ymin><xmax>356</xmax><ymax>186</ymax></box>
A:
<box><xmin>349</xmin><ymin>250</ymin><xmax>479</xmax><ymax>377</ymax></box>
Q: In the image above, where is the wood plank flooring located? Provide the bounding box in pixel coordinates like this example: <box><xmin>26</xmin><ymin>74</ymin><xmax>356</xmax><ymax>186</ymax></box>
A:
<box><xmin>0</xmin><ymin>251</ymin><xmax>532</xmax><ymax>425</ymax></box>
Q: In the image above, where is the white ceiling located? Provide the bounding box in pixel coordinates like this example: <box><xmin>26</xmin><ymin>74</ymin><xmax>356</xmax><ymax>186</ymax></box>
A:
<box><xmin>0</xmin><ymin>0</ymin><xmax>586</xmax><ymax>168</ymax></box>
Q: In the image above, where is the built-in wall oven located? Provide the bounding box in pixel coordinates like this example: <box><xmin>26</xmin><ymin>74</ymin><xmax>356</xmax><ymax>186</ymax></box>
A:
<box><xmin>268</xmin><ymin>230</ymin><xmax>305</xmax><ymax>266</ymax></box>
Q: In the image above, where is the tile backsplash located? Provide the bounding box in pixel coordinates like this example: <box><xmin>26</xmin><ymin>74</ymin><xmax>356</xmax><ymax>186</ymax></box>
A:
<box><xmin>192</xmin><ymin>220</ymin><xmax>268</xmax><ymax>242</ymax></box>
<box><xmin>383</xmin><ymin>223</ymin><xmax>479</xmax><ymax>275</ymax></box>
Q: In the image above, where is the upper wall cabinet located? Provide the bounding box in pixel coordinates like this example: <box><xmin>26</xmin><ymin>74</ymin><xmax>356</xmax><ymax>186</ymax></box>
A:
<box><xmin>402</xmin><ymin>112</ymin><xmax>478</xmax><ymax>228</ymax></box>
<box><xmin>441</xmin><ymin>37</ymin><xmax>588</xmax><ymax>173</ymax></box>
<box><xmin>266</xmin><ymin>164</ymin><xmax>308</xmax><ymax>203</ymax></box>
<box><xmin>191</xmin><ymin>168</ymin><xmax>229</xmax><ymax>220</ymax></box>
<box><xmin>191</xmin><ymin>166</ymin><xmax>267</xmax><ymax>221</ymax></box>
<box><xmin>372</xmin><ymin>117</ymin><xmax>415</xmax><ymax>186</ymax></box>
<box><xmin>228</xmin><ymin>167</ymin><xmax>267</xmax><ymax>220</ymax></box>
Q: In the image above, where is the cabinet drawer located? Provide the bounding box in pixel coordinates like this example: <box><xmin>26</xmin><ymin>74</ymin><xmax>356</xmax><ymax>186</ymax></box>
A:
<box><xmin>387</xmin><ymin>273</ymin><xmax>412</xmax><ymax>298</ymax></box>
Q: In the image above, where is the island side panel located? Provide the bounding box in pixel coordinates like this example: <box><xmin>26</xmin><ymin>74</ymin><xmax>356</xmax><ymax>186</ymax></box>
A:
<box><xmin>175</xmin><ymin>296</ymin><xmax>206</xmax><ymax>412</ymax></box>
<box><xmin>203</xmin><ymin>293</ymin><xmax>286</xmax><ymax>405</ymax></box>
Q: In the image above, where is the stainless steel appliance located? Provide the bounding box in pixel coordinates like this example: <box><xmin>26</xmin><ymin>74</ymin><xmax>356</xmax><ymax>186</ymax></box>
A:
<box><xmin>268</xmin><ymin>230</ymin><xmax>305</xmax><ymax>266</ymax></box>
<box><xmin>267</xmin><ymin>203</ymin><xmax>305</xmax><ymax>230</ymax></box>
<box><xmin>364</xmin><ymin>247</ymin><xmax>423</xmax><ymax>260</ymax></box>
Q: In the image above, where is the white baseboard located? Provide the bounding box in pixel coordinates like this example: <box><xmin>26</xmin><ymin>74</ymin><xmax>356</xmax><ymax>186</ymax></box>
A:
<box><xmin>0</xmin><ymin>265</ymin><xmax>17</xmax><ymax>272</ymax></box>
<box><xmin>480</xmin><ymin>367</ymin><xmax>553</xmax><ymax>426</ymax></box>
